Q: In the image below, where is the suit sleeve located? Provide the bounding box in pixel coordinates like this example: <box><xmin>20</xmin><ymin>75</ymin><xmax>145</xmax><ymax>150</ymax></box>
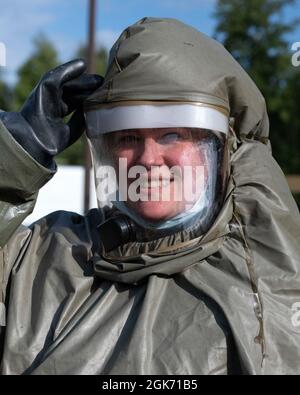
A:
<box><xmin>0</xmin><ymin>117</ymin><xmax>56</xmax><ymax>248</ymax></box>
<box><xmin>0</xmin><ymin>116</ymin><xmax>56</xmax><ymax>326</ymax></box>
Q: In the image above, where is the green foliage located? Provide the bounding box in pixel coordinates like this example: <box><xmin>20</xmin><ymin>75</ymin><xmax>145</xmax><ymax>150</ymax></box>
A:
<box><xmin>76</xmin><ymin>44</ymin><xmax>108</xmax><ymax>76</ymax></box>
<box><xmin>214</xmin><ymin>0</ymin><xmax>300</xmax><ymax>173</ymax></box>
<box><xmin>282</xmin><ymin>68</ymin><xmax>300</xmax><ymax>172</ymax></box>
<box><xmin>56</xmin><ymin>134</ymin><xmax>86</xmax><ymax>166</ymax></box>
<box><xmin>0</xmin><ymin>76</ymin><xmax>13</xmax><ymax>111</ymax></box>
<box><xmin>13</xmin><ymin>36</ymin><xmax>59</xmax><ymax>111</ymax></box>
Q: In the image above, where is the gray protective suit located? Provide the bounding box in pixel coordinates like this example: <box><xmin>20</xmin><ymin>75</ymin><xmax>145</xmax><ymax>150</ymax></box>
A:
<box><xmin>0</xmin><ymin>17</ymin><xmax>300</xmax><ymax>375</ymax></box>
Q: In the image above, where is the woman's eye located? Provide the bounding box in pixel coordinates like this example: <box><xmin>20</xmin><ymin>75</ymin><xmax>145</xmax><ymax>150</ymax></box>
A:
<box><xmin>158</xmin><ymin>132</ymin><xmax>182</xmax><ymax>145</ymax></box>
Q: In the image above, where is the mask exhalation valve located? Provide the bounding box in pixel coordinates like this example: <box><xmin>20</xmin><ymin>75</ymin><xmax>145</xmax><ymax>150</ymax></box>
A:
<box><xmin>97</xmin><ymin>214</ymin><xmax>137</xmax><ymax>252</ymax></box>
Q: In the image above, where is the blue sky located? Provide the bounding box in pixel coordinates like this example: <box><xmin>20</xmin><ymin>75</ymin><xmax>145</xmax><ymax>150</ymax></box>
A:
<box><xmin>0</xmin><ymin>0</ymin><xmax>299</xmax><ymax>84</ymax></box>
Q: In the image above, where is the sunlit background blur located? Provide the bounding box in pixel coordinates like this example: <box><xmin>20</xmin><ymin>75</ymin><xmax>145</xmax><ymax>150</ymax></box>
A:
<box><xmin>0</xmin><ymin>0</ymin><xmax>299</xmax><ymax>222</ymax></box>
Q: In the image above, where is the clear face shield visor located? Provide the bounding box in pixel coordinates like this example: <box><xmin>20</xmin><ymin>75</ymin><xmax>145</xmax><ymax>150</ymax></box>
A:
<box><xmin>85</xmin><ymin>103</ymin><xmax>229</xmax><ymax>240</ymax></box>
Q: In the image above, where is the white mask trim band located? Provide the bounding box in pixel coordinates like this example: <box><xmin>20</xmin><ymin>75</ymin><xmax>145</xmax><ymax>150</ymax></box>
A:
<box><xmin>85</xmin><ymin>103</ymin><xmax>229</xmax><ymax>137</ymax></box>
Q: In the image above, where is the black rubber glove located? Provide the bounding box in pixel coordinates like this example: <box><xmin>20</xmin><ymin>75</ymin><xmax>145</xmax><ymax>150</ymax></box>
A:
<box><xmin>0</xmin><ymin>59</ymin><xmax>103</xmax><ymax>168</ymax></box>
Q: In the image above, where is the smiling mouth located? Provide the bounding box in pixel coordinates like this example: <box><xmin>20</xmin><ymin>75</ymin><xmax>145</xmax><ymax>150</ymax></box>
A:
<box><xmin>140</xmin><ymin>179</ymin><xmax>173</xmax><ymax>188</ymax></box>
<box><xmin>137</xmin><ymin>176</ymin><xmax>175</xmax><ymax>189</ymax></box>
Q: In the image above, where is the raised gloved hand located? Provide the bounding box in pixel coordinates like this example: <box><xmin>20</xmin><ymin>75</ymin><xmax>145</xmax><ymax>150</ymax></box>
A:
<box><xmin>0</xmin><ymin>59</ymin><xmax>103</xmax><ymax>167</ymax></box>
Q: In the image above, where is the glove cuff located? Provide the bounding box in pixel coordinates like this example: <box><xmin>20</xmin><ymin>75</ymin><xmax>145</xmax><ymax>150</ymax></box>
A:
<box><xmin>0</xmin><ymin>112</ymin><xmax>55</xmax><ymax>169</ymax></box>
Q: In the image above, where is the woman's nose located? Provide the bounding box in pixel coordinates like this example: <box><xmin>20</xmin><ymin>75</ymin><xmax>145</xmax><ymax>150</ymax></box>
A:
<box><xmin>137</xmin><ymin>138</ymin><xmax>164</xmax><ymax>168</ymax></box>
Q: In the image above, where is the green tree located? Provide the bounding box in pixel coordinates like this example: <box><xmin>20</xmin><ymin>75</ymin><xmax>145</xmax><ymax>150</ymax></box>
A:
<box><xmin>76</xmin><ymin>44</ymin><xmax>108</xmax><ymax>76</ymax></box>
<box><xmin>281</xmin><ymin>66</ymin><xmax>300</xmax><ymax>168</ymax></box>
<box><xmin>56</xmin><ymin>46</ymin><xmax>108</xmax><ymax>166</ymax></box>
<box><xmin>13</xmin><ymin>36</ymin><xmax>59</xmax><ymax>110</ymax></box>
<box><xmin>214</xmin><ymin>0</ymin><xmax>300</xmax><ymax>174</ymax></box>
<box><xmin>0</xmin><ymin>75</ymin><xmax>13</xmax><ymax>111</ymax></box>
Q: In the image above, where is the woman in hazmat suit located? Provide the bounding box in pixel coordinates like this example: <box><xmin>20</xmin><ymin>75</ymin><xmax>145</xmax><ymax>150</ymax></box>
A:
<box><xmin>0</xmin><ymin>17</ymin><xmax>300</xmax><ymax>375</ymax></box>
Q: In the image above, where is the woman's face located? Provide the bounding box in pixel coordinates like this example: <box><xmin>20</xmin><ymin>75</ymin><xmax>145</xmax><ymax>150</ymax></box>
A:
<box><xmin>111</xmin><ymin>128</ymin><xmax>207</xmax><ymax>221</ymax></box>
